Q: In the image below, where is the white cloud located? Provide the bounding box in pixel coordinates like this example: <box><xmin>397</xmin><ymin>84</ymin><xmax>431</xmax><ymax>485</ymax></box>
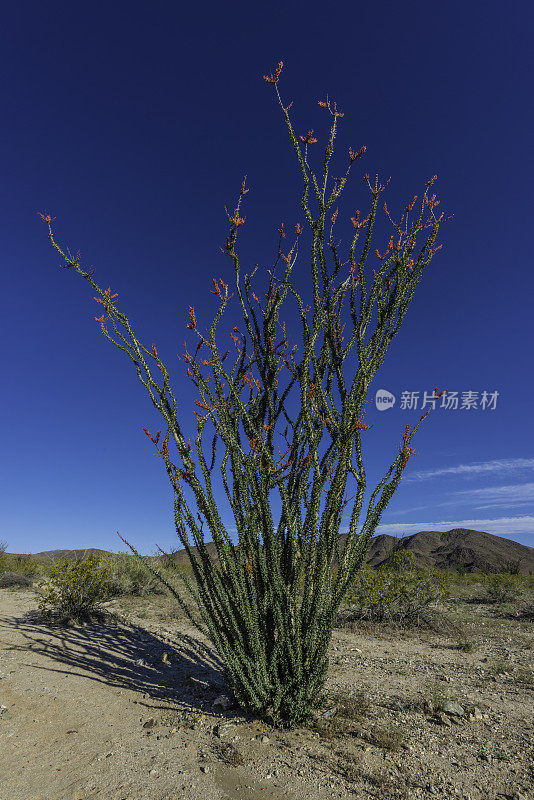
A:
<box><xmin>347</xmin><ymin>515</ymin><xmax>534</xmax><ymax>539</ymax></box>
<box><xmin>455</xmin><ymin>482</ymin><xmax>534</xmax><ymax>500</ymax></box>
<box><xmin>403</xmin><ymin>458</ymin><xmax>534</xmax><ymax>482</ymax></box>
<box><xmin>474</xmin><ymin>503</ymin><xmax>532</xmax><ymax>510</ymax></box>
<box><xmin>447</xmin><ymin>482</ymin><xmax>534</xmax><ymax>510</ymax></box>
<box><xmin>384</xmin><ymin>505</ymin><xmax>431</xmax><ymax>515</ymax></box>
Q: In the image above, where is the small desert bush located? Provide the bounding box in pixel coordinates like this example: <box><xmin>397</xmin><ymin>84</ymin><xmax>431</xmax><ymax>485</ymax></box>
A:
<box><xmin>425</xmin><ymin>680</ymin><xmax>451</xmax><ymax>713</ymax></box>
<box><xmin>500</xmin><ymin>558</ymin><xmax>524</xmax><ymax>575</ymax></box>
<box><xmin>517</xmin><ymin>600</ymin><xmax>534</xmax><ymax>621</ymax></box>
<box><xmin>5</xmin><ymin>553</ymin><xmax>39</xmax><ymax>578</ymax></box>
<box><xmin>0</xmin><ymin>572</ymin><xmax>33</xmax><ymax>589</ymax></box>
<box><xmin>103</xmin><ymin>550</ymin><xmax>199</xmax><ymax>598</ymax></box>
<box><xmin>33</xmin><ymin>553</ymin><xmax>117</xmax><ymax>621</ymax></box>
<box><xmin>450</xmin><ymin>570</ymin><xmax>486</xmax><ymax>588</ymax></box>
<box><xmin>102</xmin><ymin>550</ymin><xmax>170</xmax><ymax>597</ymax></box>
<box><xmin>363</xmin><ymin>725</ymin><xmax>406</xmax><ymax>752</ymax></box>
<box><xmin>456</xmin><ymin>636</ymin><xmax>477</xmax><ymax>652</ymax></box>
<box><xmin>481</xmin><ymin>573</ymin><xmax>522</xmax><ymax>604</ymax></box>
<box><xmin>0</xmin><ymin>544</ymin><xmax>39</xmax><ymax>581</ymax></box>
<box><xmin>340</xmin><ymin>551</ymin><xmax>451</xmax><ymax>625</ymax></box>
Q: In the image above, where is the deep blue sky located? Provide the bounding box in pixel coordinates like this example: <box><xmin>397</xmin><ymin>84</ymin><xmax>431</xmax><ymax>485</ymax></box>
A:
<box><xmin>2</xmin><ymin>1</ymin><xmax>533</xmax><ymax>557</ymax></box>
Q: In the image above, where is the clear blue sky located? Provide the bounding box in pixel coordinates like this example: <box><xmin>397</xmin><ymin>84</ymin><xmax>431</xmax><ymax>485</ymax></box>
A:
<box><xmin>2</xmin><ymin>1</ymin><xmax>533</xmax><ymax>556</ymax></box>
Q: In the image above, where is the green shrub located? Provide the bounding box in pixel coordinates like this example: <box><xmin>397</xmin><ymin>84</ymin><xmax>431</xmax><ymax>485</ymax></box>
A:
<box><xmin>33</xmin><ymin>554</ymin><xmax>116</xmax><ymax>622</ymax></box>
<box><xmin>482</xmin><ymin>573</ymin><xmax>521</xmax><ymax>604</ymax></box>
<box><xmin>0</xmin><ymin>540</ymin><xmax>8</xmax><ymax>574</ymax></box>
<box><xmin>5</xmin><ymin>553</ymin><xmax>39</xmax><ymax>577</ymax></box>
<box><xmin>342</xmin><ymin>550</ymin><xmax>451</xmax><ymax>624</ymax></box>
<box><xmin>0</xmin><ymin>545</ymin><xmax>46</xmax><ymax>581</ymax></box>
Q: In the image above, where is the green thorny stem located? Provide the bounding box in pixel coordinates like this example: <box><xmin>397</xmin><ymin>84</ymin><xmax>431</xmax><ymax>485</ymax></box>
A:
<box><xmin>39</xmin><ymin>61</ymin><xmax>451</xmax><ymax>730</ymax></box>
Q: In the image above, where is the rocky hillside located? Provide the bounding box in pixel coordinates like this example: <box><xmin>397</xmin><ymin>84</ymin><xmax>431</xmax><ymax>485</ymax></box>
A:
<box><xmin>18</xmin><ymin>528</ymin><xmax>534</xmax><ymax>574</ymax></box>
<box><xmin>356</xmin><ymin>528</ymin><xmax>534</xmax><ymax>574</ymax></box>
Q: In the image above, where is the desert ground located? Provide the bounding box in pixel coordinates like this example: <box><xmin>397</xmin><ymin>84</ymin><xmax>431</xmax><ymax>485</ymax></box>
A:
<box><xmin>0</xmin><ymin>554</ymin><xmax>533</xmax><ymax>800</ymax></box>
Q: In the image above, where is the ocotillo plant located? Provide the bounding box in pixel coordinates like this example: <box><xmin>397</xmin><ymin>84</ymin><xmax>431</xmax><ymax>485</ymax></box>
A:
<box><xmin>39</xmin><ymin>61</ymin><xmax>450</xmax><ymax>730</ymax></box>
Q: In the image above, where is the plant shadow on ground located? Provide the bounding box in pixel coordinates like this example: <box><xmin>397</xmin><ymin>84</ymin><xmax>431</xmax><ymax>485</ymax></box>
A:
<box><xmin>1</xmin><ymin>601</ymin><xmax>259</xmax><ymax>725</ymax></box>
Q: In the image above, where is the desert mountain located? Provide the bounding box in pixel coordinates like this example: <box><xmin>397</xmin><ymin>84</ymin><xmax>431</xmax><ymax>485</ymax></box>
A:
<box><xmin>19</xmin><ymin>529</ymin><xmax>534</xmax><ymax>574</ymax></box>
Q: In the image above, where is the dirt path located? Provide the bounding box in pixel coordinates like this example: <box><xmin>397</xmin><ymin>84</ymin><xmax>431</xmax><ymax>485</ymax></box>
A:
<box><xmin>1</xmin><ymin>588</ymin><xmax>532</xmax><ymax>800</ymax></box>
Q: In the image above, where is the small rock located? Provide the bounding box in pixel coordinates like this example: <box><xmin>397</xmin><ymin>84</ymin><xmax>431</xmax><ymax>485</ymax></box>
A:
<box><xmin>471</xmin><ymin>707</ymin><xmax>483</xmax><ymax>720</ymax></box>
<box><xmin>214</xmin><ymin>722</ymin><xmax>237</xmax><ymax>739</ymax></box>
<box><xmin>161</xmin><ymin>652</ymin><xmax>171</xmax><ymax>664</ymax></box>
<box><xmin>437</xmin><ymin>712</ymin><xmax>452</xmax><ymax>727</ymax></box>
<box><xmin>314</xmin><ymin>706</ymin><xmax>337</xmax><ymax>719</ymax></box>
<box><xmin>142</xmin><ymin>718</ymin><xmax>157</xmax><ymax>728</ymax></box>
<box><xmin>213</xmin><ymin>694</ymin><xmax>234</xmax><ymax>710</ymax></box>
<box><xmin>200</xmin><ymin>765</ymin><xmax>211</xmax><ymax>773</ymax></box>
<box><xmin>442</xmin><ymin>701</ymin><xmax>464</xmax><ymax>716</ymax></box>
<box><xmin>260</xmin><ymin>735</ymin><xmax>270</xmax><ymax>743</ymax></box>
<box><xmin>149</xmin><ymin>768</ymin><xmax>158</xmax><ymax>775</ymax></box>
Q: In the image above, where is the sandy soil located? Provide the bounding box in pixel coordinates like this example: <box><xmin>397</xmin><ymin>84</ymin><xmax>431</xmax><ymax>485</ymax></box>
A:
<box><xmin>0</xmin><ymin>587</ymin><xmax>532</xmax><ymax>800</ymax></box>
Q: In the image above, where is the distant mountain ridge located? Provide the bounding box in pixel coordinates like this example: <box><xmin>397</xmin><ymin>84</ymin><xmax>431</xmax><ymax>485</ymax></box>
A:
<box><xmin>15</xmin><ymin>528</ymin><xmax>534</xmax><ymax>574</ymax></box>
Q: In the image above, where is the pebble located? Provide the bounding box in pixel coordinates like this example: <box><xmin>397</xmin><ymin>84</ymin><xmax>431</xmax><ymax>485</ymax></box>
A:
<box><xmin>442</xmin><ymin>701</ymin><xmax>465</xmax><ymax>716</ymax></box>
<box><xmin>214</xmin><ymin>722</ymin><xmax>237</xmax><ymax>738</ymax></box>
<box><xmin>213</xmin><ymin>694</ymin><xmax>234</xmax><ymax>710</ymax></box>
<box><xmin>468</xmin><ymin>707</ymin><xmax>484</xmax><ymax>721</ymax></box>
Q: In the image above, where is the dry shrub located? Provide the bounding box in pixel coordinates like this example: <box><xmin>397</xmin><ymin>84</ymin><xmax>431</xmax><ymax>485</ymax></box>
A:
<box><xmin>341</xmin><ymin>551</ymin><xmax>450</xmax><ymax>625</ymax></box>
<box><xmin>0</xmin><ymin>572</ymin><xmax>33</xmax><ymax>589</ymax></box>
